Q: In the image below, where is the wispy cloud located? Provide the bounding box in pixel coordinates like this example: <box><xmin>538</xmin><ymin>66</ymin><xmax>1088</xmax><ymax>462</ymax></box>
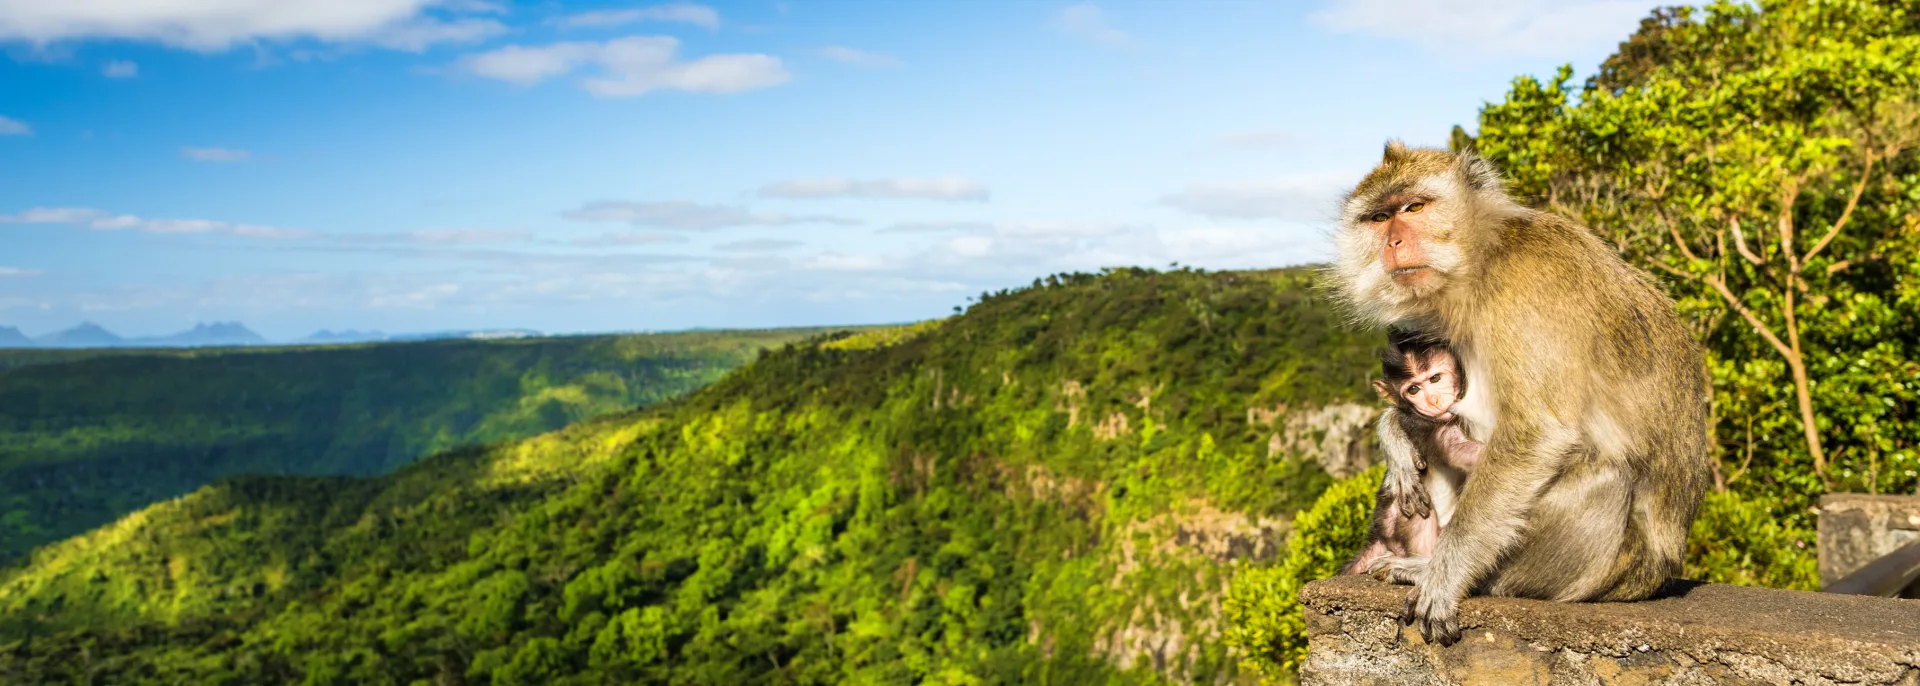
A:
<box><xmin>102</xmin><ymin>60</ymin><xmax>138</xmax><ymax>78</ymax></box>
<box><xmin>878</xmin><ymin>221</ymin><xmax>993</xmax><ymax>234</ymax></box>
<box><xmin>572</xmin><ymin>231</ymin><xmax>690</xmax><ymax>246</ymax></box>
<box><xmin>551</xmin><ymin>3</ymin><xmax>721</xmax><ymax>30</ymax></box>
<box><xmin>715</xmin><ymin>238</ymin><xmax>804</xmax><ymax>252</ymax></box>
<box><xmin>0</xmin><ymin>206</ymin><xmax>309</xmax><ymax>238</ymax></box>
<box><xmin>181</xmin><ymin>146</ymin><xmax>251</xmax><ymax>162</ymax></box>
<box><xmin>1053</xmin><ymin>3</ymin><xmax>1131</xmax><ymax>46</ymax></box>
<box><xmin>0</xmin><ymin>267</ymin><xmax>44</xmax><ymax>277</ymax></box>
<box><xmin>0</xmin><ymin>115</ymin><xmax>29</xmax><ymax>136</ymax></box>
<box><xmin>342</xmin><ymin>228</ymin><xmax>531</xmax><ymax>245</ymax></box>
<box><xmin>759</xmin><ymin>178</ymin><xmax>988</xmax><ymax>202</ymax></box>
<box><xmin>460</xmin><ymin>36</ymin><xmax>787</xmax><ymax>97</ymax></box>
<box><xmin>370</xmin><ymin>18</ymin><xmax>506</xmax><ymax>52</ymax></box>
<box><xmin>818</xmin><ymin>46</ymin><xmax>901</xmax><ymax>68</ymax></box>
<box><xmin>0</xmin><ymin>0</ymin><xmax>507</xmax><ymax>52</ymax></box>
<box><xmin>1162</xmin><ymin>173</ymin><xmax>1354</xmax><ymax>221</ymax></box>
<box><xmin>1310</xmin><ymin>0</ymin><xmax>1654</xmax><ymax>58</ymax></box>
<box><xmin>562</xmin><ymin>200</ymin><xmax>860</xmax><ymax>230</ymax></box>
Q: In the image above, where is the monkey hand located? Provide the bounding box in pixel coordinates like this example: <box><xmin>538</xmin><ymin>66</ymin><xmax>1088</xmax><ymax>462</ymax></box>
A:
<box><xmin>1385</xmin><ymin>465</ymin><xmax>1432</xmax><ymax>519</ymax></box>
<box><xmin>1366</xmin><ymin>555</ymin><xmax>1429</xmax><ymax>585</ymax></box>
<box><xmin>1403</xmin><ymin>582</ymin><xmax>1463</xmax><ymax>646</ymax></box>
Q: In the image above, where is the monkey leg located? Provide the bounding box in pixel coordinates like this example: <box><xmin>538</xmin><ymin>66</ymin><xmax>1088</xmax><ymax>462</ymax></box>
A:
<box><xmin>1368</xmin><ymin>555</ymin><xmax>1429</xmax><ymax>585</ymax></box>
<box><xmin>1480</xmin><ymin>455</ymin><xmax>1644</xmax><ymax>601</ymax></box>
<box><xmin>1342</xmin><ymin>484</ymin><xmax>1409</xmax><ymax>576</ymax></box>
<box><xmin>1343</xmin><ymin>540</ymin><xmax>1396</xmax><ymax>577</ymax></box>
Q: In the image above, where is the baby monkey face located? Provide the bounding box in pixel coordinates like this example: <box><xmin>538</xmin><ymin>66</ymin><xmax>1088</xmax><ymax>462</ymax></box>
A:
<box><xmin>1398</xmin><ymin>353</ymin><xmax>1460</xmax><ymax>421</ymax></box>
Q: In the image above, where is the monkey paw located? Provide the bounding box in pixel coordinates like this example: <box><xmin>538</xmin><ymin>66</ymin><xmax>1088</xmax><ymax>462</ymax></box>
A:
<box><xmin>1386</xmin><ymin>468</ymin><xmax>1432</xmax><ymax>519</ymax></box>
<box><xmin>1403</xmin><ymin>586</ymin><xmax>1462</xmax><ymax>646</ymax></box>
<box><xmin>1367</xmin><ymin>555</ymin><xmax>1429</xmax><ymax>585</ymax></box>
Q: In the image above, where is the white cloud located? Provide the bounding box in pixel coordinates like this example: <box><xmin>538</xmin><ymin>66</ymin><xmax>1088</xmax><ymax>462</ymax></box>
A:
<box><xmin>1216</xmin><ymin>129</ymin><xmax>1301</xmax><ymax>150</ymax></box>
<box><xmin>1310</xmin><ymin>0</ymin><xmax>1656</xmax><ymax>58</ymax></box>
<box><xmin>1053</xmin><ymin>3</ymin><xmax>1130</xmax><ymax>46</ymax></box>
<box><xmin>0</xmin><ymin>115</ymin><xmax>29</xmax><ymax>135</ymax></box>
<box><xmin>181</xmin><ymin>146</ymin><xmax>252</xmax><ymax>162</ymax></box>
<box><xmin>759</xmin><ymin>178</ymin><xmax>989</xmax><ymax>202</ymax></box>
<box><xmin>370</xmin><ymin>17</ymin><xmax>505</xmax><ymax>52</ymax></box>
<box><xmin>572</xmin><ymin>231</ymin><xmax>689</xmax><ymax>246</ymax></box>
<box><xmin>1162</xmin><ymin>172</ymin><xmax>1354</xmax><ymax>221</ymax></box>
<box><xmin>102</xmin><ymin>60</ymin><xmax>138</xmax><ymax>78</ymax></box>
<box><xmin>562</xmin><ymin>200</ymin><xmax>860</xmax><ymax>230</ymax></box>
<box><xmin>0</xmin><ymin>266</ymin><xmax>43</xmax><ymax>276</ymax></box>
<box><xmin>344</xmin><ymin>228</ymin><xmax>530</xmax><ymax>245</ymax></box>
<box><xmin>878</xmin><ymin>221</ymin><xmax>992</xmax><ymax>234</ymax></box>
<box><xmin>715</xmin><ymin>238</ymin><xmax>803</xmax><ymax>252</ymax></box>
<box><xmin>0</xmin><ymin>0</ymin><xmax>507</xmax><ymax>52</ymax></box>
<box><xmin>0</xmin><ymin>206</ymin><xmax>310</xmax><ymax>238</ymax></box>
<box><xmin>461</xmin><ymin>36</ymin><xmax>788</xmax><ymax>97</ymax></box>
<box><xmin>818</xmin><ymin>46</ymin><xmax>900</xmax><ymax>68</ymax></box>
<box><xmin>551</xmin><ymin>3</ymin><xmax>721</xmax><ymax>30</ymax></box>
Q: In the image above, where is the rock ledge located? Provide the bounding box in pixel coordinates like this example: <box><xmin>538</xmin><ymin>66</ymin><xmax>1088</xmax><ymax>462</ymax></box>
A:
<box><xmin>1299</xmin><ymin>575</ymin><xmax>1920</xmax><ymax>685</ymax></box>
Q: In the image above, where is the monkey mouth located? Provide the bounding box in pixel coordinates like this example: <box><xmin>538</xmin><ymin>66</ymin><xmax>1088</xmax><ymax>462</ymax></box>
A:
<box><xmin>1390</xmin><ymin>266</ymin><xmax>1433</xmax><ymax>284</ymax></box>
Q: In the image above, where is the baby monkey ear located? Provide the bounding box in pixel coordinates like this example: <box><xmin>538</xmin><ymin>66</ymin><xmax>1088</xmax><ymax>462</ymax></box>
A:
<box><xmin>1372</xmin><ymin>379</ymin><xmax>1396</xmax><ymax>402</ymax></box>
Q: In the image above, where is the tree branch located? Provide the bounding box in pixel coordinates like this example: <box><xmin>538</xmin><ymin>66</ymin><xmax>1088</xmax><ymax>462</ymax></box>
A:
<box><xmin>1802</xmin><ymin>154</ymin><xmax>1875</xmax><ymax>266</ymax></box>
<box><xmin>1704</xmin><ymin>275</ymin><xmax>1795</xmax><ymax>361</ymax></box>
<box><xmin>1730</xmin><ymin>217</ymin><xmax>1766</xmax><ymax>265</ymax></box>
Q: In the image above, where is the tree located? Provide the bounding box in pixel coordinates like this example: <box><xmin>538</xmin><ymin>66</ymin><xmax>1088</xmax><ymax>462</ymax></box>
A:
<box><xmin>1474</xmin><ymin>1</ymin><xmax>1920</xmax><ymax>509</ymax></box>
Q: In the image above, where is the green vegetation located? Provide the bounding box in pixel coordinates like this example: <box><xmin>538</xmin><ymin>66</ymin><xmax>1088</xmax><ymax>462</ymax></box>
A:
<box><xmin>1222</xmin><ymin>465</ymin><xmax>1380</xmax><ymax>678</ymax></box>
<box><xmin>0</xmin><ymin>267</ymin><xmax>1381</xmax><ymax>684</ymax></box>
<box><xmin>0</xmin><ymin>329</ymin><xmax>832</xmax><ymax>562</ymax></box>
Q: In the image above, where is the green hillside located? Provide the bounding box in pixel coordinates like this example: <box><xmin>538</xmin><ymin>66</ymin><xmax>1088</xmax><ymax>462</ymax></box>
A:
<box><xmin>0</xmin><ymin>267</ymin><xmax>1380</xmax><ymax>684</ymax></box>
<box><xmin>0</xmin><ymin>329</ymin><xmax>835</xmax><ymax>563</ymax></box>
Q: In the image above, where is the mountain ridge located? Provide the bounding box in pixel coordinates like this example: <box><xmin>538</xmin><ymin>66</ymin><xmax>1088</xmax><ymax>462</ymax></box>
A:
<box><xmin>0</xmin><ymin>267</ymin><xmax>1383</xmax><ymax>684</ymax></box>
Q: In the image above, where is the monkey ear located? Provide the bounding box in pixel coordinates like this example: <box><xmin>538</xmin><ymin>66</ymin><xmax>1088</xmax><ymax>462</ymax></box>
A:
<box><xmin>1372</xmin><ymin>379</ymin><xmax>1395</xmax><ymax>402</ymax></box>
<box><xmin>1382</xmin><ymin>139</ymin><xmax>1410</xmax><ymax>162</ymax></box>
<box><xmin>1457</xmin><ymin>151</ymin><xmax>1501</xmax><ymax>190</ymax></box>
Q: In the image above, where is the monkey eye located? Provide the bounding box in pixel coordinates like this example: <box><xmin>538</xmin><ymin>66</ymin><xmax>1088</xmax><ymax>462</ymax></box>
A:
<box><xmin>1429</xmin><ymin>373</ymin><xmax>1443</xmax><ymax>384</ymax></box>
<box><xmin>1404</xmin><ymin>201</ymin><xmax>1426</xmax><ymax>213</ymax></box>
<box><xmin>1406</xmin><ymin>385</ymin><xmax>1421</xmax><ymax>396</ymax></box>
<box><xmin>1368</xmin><ymin>211</ymin><xmax>1391</xmax><ymax>223</ymax></box>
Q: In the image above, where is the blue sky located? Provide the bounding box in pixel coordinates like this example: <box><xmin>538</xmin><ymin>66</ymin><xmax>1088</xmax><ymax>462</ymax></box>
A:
<box><xmin>0</xmin><ymin>0</ymin><xmax>1663</xmax><ymax>340</ymax></box>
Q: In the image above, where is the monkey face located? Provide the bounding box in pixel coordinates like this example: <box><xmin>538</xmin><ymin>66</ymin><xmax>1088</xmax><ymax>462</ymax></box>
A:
<box><xmin>1397</xmin><ymin>353</ymin><xmax>1460</xmax><ymax>421</ymax></box>
<box><xmin>1329</xmin><ymin>141</ymin><xmax>1506</xmax><ymax>325</ymax></box>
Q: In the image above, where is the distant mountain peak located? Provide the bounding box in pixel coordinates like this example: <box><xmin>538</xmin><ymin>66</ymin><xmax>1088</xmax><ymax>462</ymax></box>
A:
<box><xmin>0</xmin><ymin>325</ymin><xmax>32</xmax><ymax>348</ymax></box>
<box><xmin>141</xmin><ymin>322</ymin><xmax>267</xmax><ymax>348</ymax></box>
<box><xmin>35</xmin><ymin>322</ymin><xmax>126</xmax><ymax>348</ymax></box>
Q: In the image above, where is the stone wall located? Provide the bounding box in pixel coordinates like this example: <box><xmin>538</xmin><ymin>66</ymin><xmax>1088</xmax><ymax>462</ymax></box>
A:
<box><xmin>1819</xmin><ymin>493</ymin><xmax>1920</xmax><ymax>593</ymax></box>
<box><xmin>1298</xmin><ymin>575</ymin><xmax>1920</xmax><ymax>685</ymax></box>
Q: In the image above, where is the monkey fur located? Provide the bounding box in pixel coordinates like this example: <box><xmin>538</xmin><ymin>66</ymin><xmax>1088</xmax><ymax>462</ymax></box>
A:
<box><xmin>1326</xmin><ymin>141</ymin><xmax>1712</xmax><ymax>645</ymax></box>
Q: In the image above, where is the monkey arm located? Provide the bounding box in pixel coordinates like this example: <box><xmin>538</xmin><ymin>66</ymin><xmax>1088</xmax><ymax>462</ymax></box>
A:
<box><xmin>1404</xmin><ymin>416</ymin><xmax>1574</xmax><ymax>645</ymax></box>
<box><xmin>1376</xmin><ymin>408</ymin><xmax>1432</xmax><ymax>519</ymax></box>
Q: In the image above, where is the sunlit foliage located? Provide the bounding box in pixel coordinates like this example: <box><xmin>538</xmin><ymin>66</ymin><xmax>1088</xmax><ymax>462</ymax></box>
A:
<box><xmin>0</xmin><ymin>329</ymin><xmax>831</xmax><ymax>562</ymax></box>
<box><xmin>0</xmin><ymin>267</ymin><xmax>1381</xmax><ymax>684</ymax></box>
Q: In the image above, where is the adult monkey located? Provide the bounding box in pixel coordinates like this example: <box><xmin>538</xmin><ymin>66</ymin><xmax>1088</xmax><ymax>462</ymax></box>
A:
<box><xmin>1329</xmin><ymin>141</ymin><xmax>1712</xmax><ymax>646</ymax></box>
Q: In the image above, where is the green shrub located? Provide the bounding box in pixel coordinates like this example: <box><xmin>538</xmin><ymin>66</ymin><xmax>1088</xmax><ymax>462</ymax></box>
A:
<box><xmin>1223</xmin><ymin>465</ymin><xmax>1380</xmax><ymax>682</ymax></box>
<box><xmin>1685</xmin><ymin>489</ymin><xmax>1819</xmax><ymax>590</ymax></box>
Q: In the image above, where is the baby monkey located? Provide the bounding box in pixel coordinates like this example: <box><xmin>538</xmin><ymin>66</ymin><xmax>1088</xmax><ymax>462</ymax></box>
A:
<box><xmin>1341</xmin><ymin>327</ymin><xmax>1484</xmax><ymax>577</ymax></box>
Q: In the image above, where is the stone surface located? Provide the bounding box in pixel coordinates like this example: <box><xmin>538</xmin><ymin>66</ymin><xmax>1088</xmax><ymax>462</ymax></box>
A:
<box><xmin>1299</xmin><ymin>575</ymin><xmax>1920</xmax><ymax>686</ymax></box>
<box><xmin>1819</xmin><ymin>494</ymin><xmax>1920</xmax><ymax>592</ymax></box>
